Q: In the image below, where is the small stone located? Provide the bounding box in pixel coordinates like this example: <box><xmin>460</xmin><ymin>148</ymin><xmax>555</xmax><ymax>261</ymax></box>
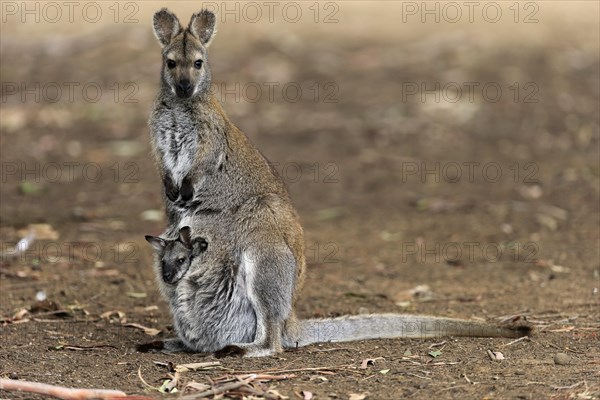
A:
<box><xmin>554</xmin><ymin>353</ymin><xmax>570</xmax><ymax>365</ymax></box>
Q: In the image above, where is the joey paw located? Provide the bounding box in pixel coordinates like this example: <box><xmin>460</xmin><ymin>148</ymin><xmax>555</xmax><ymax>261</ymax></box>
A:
<box><xmin>214</xmin><ymin>345</ymin><xmax>246</xmax><ymax>358</ymax></box>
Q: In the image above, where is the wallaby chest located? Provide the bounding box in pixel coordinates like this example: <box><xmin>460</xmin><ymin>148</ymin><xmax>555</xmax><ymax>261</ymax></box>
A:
<box><xmin>152</xmin><ymin>102</ymin><xmax>204</xmax><ymax>186</ymax></box>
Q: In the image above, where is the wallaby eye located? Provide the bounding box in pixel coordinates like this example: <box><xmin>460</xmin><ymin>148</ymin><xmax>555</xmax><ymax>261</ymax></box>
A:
<box><xmin>178</xmin><ymin>257</ymin><xmax>185</xmax><ymax>264</ymax></box>
<box><xmin>167</xmin><ymin>59</ymin><xmax>176</xmax><ymax>69</ymax></box>
<box><xmin>194</xmin><ymin>60</ymin><xmax>203</xmax><ymax>69</ymax></box>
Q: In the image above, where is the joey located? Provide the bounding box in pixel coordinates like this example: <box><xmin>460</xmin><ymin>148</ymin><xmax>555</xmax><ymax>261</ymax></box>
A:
<box><xmin>145</xmin><ymin>226</ymin><xmax>207</xmax><ymax>284</ymax></box>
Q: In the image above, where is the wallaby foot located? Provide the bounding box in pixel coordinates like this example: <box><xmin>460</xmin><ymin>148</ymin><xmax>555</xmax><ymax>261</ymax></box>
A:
<box><xmin>136</xmin><ymin>337</ymin><xmax>191</xmax><ymax>353</ymax></box>
<box><xmin>214</xmin><ymin>344</ymin><xmax>247</xmax><ymax>358</ymax></box>
<box><xmin>215</xmin><ymin>342</ymin><xmax>276</xmax><ymax>358</ymax></box>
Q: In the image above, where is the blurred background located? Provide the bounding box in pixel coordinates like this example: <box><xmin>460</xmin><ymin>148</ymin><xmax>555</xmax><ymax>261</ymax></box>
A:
<box><xmin>0</xmin><ymin>1</ymin><xmax>598</xmax><ymax>397</ymax></box>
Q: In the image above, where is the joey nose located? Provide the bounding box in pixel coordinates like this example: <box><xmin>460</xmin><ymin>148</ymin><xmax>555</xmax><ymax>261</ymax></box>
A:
<box><xmin>163</xmin><ymin>270</ymin><xmax>174</xmax><ymax>283</ymax></box>
<box><xmin>177</xmin><ymin>80</ymin><xmax>193</xmax><ymax>96</ymax></box>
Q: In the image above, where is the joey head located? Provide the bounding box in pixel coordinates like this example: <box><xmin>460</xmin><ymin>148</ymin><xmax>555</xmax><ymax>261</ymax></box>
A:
<box><xmin>145</xmin><ymin>226</ymin><xmax>208</xmax><ymax>284</ymax></box>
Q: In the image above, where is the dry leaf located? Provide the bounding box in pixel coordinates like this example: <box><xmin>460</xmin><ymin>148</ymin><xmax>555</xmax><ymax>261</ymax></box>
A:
<box><xmin>301</xmin><ymin>390</ymin><xmax>313</xmax><ymax>400</ymax></box>
<box><xmin>349</xmin><ymin>393</ymin><xmax>367</xmax><ymax>400</ymax></box>
<box><xmin>12</xmin><ymin>309</ymin><xmax>30</xmax><ymax>320</ymax></box>
<box><xmin>175</xmin><ymin>361</ymin><xmax>221</xmax><ymax>372</ymax></box>
<box><xmin>185</xmin><ymin>381</ymin><xmax>211</xmax><ymax>392</ymax></box>
<box><xmin>487</xmin><ymin>349</ymin><xmax>505</xmax><ymax>361</ymax></box>
<box><xmin>360</xmin><ymin>357</ymin><xmax>383</xmax><ymax>369</ymax></box>
<box><xmin>135</xmin><ymin>305</ymin><xmax>159</xmax><ymax>313</ymax></box>
<box><xmin>100</xmin><ymin>310</ymin><xmax>126</xmax><ymax>323</ymax></box>
<box><xmin>127</xmin><ymin>292</ymin><xmax>147</xmax><ymax>299</ymax></box>
<box><xmin>124</xmin><ymin>323</ymin><xmax>160</xmax><ymax>336</ymax></box>
<box><xmin>18</xmin><ymin>224</ymin><xmax>59</xmax><ymax>240</ymax></box>
<box><xmin>548</xmin><ymin>326</ymin><xmax>575</xmax><ymax>332</ymax></box>
<box><xmin>267</xmin><ymin>389</ymin><xmax>289</xmax><ymax>399</ymax></box>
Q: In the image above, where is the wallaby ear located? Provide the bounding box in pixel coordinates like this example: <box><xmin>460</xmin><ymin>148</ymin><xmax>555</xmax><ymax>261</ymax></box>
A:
<box><xmin>188</xmin><ymin>9</ymin><xmax>217</xmax><ymax>46</ymax></box>
<box><xmin>153</xmin><ymin>8</ymin><xmax>182</xmax><ymax>47</ymax></box>
<box><xmin>145</xmin><ymin>235</ymin><xmax>166</xmax><ymax>253</ymax></box>
<box><xmin>179</xmin><ymin>226</ymin><xmax>193</xmax><ymax>249</ymax></box>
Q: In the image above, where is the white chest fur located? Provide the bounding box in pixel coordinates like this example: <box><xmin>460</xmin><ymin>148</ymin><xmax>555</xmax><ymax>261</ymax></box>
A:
<box><xmin>156</xmin><ymin>108</ymin><xmax>199</xmax><ymax>186</ymax></box>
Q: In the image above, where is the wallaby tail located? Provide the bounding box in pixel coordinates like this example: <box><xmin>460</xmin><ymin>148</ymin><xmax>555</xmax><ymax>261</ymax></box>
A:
<box><xmin>282</xmin><ymin>314</ymin><xmax>532</xmax><ymax>348</ymax></box>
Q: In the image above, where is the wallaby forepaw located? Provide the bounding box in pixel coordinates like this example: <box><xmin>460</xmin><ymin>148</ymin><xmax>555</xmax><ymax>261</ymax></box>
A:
<box><xmin>180</xmin><ymin>175</ymin><xmax>194</xmax><ymax>201</ymax></box>
<box><xmin>214</xmin><ymin>345</ymin><xmax>246</xmax><ymax>358</ymax></box>
<box><xmin>165</xmin><ymin>185</ymin><xmax>179</xmax><ymax>202</ymax></box>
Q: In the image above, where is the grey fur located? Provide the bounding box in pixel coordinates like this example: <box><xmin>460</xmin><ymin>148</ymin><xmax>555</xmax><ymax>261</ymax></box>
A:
<box><xmin>146</xmin><ymin>9</ymin><xmax>532</xmax><ymax>357</ymax></box>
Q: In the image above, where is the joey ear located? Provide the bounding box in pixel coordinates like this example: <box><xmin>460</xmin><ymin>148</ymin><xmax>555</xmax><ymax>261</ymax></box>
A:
<box><xmin>145</xmin><ymin>235</ymin><xmax>166</xmax><ymax>253</ymax></box>
<box><xmin>188</xmin><ymin>9</ymin><xmax>217</xmax><ymax>46</ymax></box>
<box><xmin>179</xmin><ymin>226</ymin><xmax>193</xmax><ymax>249</ymax></box>
<box><xmin>153</xmin><ymin>8</ymin><xmax>182</xmax><ymax>47</ymax></box>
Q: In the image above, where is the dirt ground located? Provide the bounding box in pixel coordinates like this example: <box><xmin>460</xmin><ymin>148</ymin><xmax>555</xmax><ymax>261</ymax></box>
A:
<box><xmin>1</xmin><ymin>2</ymin><xmax>599</xmax><ymax>399</ymax></box>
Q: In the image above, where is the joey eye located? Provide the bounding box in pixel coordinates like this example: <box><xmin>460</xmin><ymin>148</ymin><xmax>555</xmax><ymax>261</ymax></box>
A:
<box><xmin>194</xmin><ymin>60</ymin><xmax>203</xmax><ymax>69</ymax></box>
<box><xmin>167</xmin><ymin>59</ymin><xmax>176</xmax><ymax>69</ymax></box>
<box><xmin>178</xmin><ymin>257</ymin><xmax>185</xmax><ymax>264</ymax></box>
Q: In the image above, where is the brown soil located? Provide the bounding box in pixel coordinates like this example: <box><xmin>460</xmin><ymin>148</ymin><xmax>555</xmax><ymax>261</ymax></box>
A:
<box><xmin>1</xmin><ymin>3</ymin><xmax>598</xmax><ymax>399</ymax></box>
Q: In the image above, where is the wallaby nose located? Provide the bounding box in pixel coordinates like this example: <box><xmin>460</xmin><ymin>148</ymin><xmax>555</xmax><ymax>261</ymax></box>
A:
<box><xmin>178</xmin><ymin>80</ymin><xmax>192</xmax><ymax>94</ymax></box>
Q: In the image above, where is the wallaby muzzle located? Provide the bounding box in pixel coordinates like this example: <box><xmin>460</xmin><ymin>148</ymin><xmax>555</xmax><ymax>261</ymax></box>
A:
<box><xmin>176</xmin><ymin>79</ymin><xmax>193</xmax><ymax>98</ymax></box>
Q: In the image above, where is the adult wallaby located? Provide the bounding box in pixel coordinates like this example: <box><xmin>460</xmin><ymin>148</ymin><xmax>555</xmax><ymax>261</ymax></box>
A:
<box><xmin>145</xmin><ymin>8</ymin><xmax>531</xmax><ymax>357</ymax></box>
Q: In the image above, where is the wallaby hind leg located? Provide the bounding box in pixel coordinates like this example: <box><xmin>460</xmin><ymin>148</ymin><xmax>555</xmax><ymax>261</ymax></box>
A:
<box><xmin>216</xmin><ymin>245</ymin><xmax>296</xmax><ymax>358</ymax></box>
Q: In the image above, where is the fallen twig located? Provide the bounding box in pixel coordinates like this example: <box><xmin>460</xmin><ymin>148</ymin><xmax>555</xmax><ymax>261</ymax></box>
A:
<box><xmin>428</xmin><ymin>341</ymin><xmax>447</xmax><ymax>349</ymax></box>
<box><xmin>137</xmin><ymin>366</ymin><xmax>158</xmax><ymax>391</ymax></box>
<box><xmin>552</xmin><ymin>381</ymin><xmax>586</xmax><ymax>390</ymax></box>
<box><xmin>238</xmin><ymin>364</ymin><xmax>355</xmax><ymax>375</ymax></box>
<box><xmin>236</xmin><ymin>373</ymin><xmax>296</xmax><ymax>381</ymax></box>
<box><xmin>436</xmin><ymin>384</ymin><xmax>468</xmax><ymax>393</ymax></box>
<box><xmin>0</xmin><ymin>378</ymin><xmax>131</xmax><ymax>399</ymax></box>
<box><xmin>63</xmin><ymin>344</ymin><xmax>117</xmax><ymax>351</ymax></box>
<box><xmin>501</xmin><ymin>336</ymin><xmax>530</xmax><ymax>347</ymax></box>
<box><xmin>310</xmin><ymin>346</ymin><xmax>358</xmax><ymax>353</ymax></box>
<box><xmin>406</xmin><ymin>373</ymin><xmax>432</xmax><ymax>380</ymax></box>
<box><xmin>178</xmin><ymin>375</ymin><xmax>256</xmax><ymax>399</ymax></box>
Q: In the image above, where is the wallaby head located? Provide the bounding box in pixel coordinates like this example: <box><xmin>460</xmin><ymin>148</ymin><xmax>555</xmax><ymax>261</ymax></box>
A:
<box><xmin>145</xmin><ymin>226</ymin><xmax>208</xmax><ymax>284</ymax></box>
<box><xmin>152</xmin><ymin>8</ymin><xmax>217</xmax><ymax>99</ymax></box>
